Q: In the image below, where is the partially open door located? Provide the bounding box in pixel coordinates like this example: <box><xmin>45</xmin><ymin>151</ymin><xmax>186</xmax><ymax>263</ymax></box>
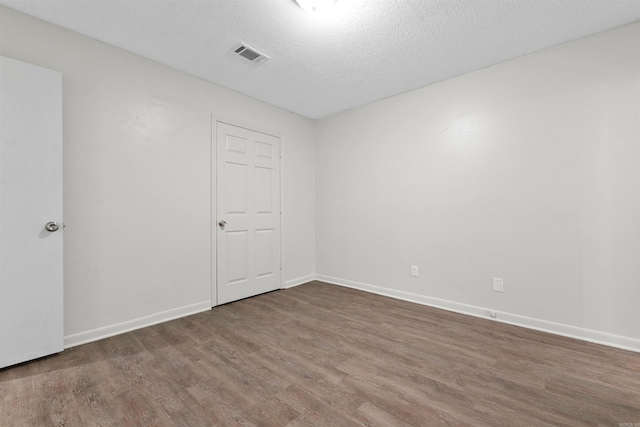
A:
<box><xmin>0</xmin><ymin>56</ymin><xmax>63</xmax><ymax>368</ymax></box>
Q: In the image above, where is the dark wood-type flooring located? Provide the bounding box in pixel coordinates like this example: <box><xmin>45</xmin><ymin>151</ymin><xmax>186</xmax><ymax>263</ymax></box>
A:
<box><xmin>1</xmin><ymin>281</ymin><xmax>639</xmax><ymax>426</ymax></box>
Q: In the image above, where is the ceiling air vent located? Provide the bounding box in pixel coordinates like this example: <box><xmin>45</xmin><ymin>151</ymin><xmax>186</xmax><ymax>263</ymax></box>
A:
<box><xmin>232</xmin><ymin>43</ymin><xmax>269</xmax><ymax>64</ymax></box>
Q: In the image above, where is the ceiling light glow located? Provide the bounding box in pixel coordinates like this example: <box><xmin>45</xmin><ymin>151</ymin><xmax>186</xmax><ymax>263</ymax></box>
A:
<box><xmin>295</xmin><ymin>0</ymin><xmax>337</xmax><ymax>14</ymax></box>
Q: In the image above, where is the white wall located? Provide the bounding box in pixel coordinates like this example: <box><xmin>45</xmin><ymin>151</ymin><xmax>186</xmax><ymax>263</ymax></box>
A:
<box><xmin>316</xmin><ymin>22</ymin><xmax>640</xmax><ymax>351</ymax></box>
<box><xmin>0</xmin><ymin>6</ymin><xmax>315</xmax><ymax>346</ymax></box>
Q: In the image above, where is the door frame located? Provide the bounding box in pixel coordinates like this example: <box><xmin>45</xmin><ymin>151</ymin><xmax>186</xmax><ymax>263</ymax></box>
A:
<box><xmin>211</xmin><ymin>116</ymin><xmax>284</xmax><ymax>307</ymax></box>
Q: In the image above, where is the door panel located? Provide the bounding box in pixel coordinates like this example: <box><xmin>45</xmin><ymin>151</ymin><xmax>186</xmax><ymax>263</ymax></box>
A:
<box><xmin>255</xmin><ymin>229</ymin><xmax>274</xmax><ymax>277</ymax></box>
<box><xmin>0</xmin><ymin>56</ymin><xmax>63</xmax><ymax>368</ymax></box>
<box><xmin>226</xmin><ymin>230</ymin><xmax>248</xmax><ymax>284</ymax></box>
<box><xmin>255</xmin><ymin>167</ymin><xmax>273</xmax><ymax>213</ymax></box>
<box><xmin>216</xmin><ymin>122</ymin><xmax>280</xmax><ymax>305</ymax></box>
<box><xmin>226</xmin><ymin>162</ymin><xmax>247</xmax><ymax>213</ymax></box>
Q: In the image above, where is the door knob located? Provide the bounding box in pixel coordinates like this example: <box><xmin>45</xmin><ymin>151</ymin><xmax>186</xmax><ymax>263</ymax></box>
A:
<box><xmin>218</xmin><ymin>220</ymin><xmax>227</xmax><ymax>228</ymax></box>
<box><xmin>45</xmin><ymin>221</ymin><xmax>59</xmax><ymax>232</ymax></box>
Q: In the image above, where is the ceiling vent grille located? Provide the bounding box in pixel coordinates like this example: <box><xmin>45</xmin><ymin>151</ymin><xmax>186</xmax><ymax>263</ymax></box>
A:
<box><xmin>232</xmin><ymin>43</ymin><xmax>270</xmax><ymax>64</ymax></box>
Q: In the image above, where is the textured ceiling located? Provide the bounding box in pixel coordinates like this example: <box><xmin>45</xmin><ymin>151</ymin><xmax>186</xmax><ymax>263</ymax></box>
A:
<box><xmin>1</xmin><ymin>0</ymin><xmax>640</xmax><ymax>119</ymax></box>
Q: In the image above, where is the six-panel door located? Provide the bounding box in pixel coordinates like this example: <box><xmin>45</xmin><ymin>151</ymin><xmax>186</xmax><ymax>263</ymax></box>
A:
<box><xmin>216</xmin><ymin>122</ymin><xmax>281</xmax><ymax>305</ymax></box>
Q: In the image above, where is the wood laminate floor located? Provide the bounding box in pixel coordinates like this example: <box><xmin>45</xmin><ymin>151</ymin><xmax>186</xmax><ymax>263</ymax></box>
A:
<box><xmin>1</xmin><ymin>281</ymin><xmax>639</xmax><ymax>426</ymax></box>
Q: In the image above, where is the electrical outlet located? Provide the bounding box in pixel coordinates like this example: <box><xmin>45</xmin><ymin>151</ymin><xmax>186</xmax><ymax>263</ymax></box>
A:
<box><xmin>411</xmin><ymin>265</ymin><xmax>419</xmax><ymax>277</ymax></box>
<box><xmin>493</xmin><ymin>277</ymin><xmax>504</xmax><ymax>292</ymax></box>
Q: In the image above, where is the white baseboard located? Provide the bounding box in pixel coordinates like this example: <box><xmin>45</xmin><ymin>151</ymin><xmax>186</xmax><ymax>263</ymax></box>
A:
<box><xmin>64</xmin><ymin>300</ymin><xmax>212</xmax><ymax>349</ymax></box>
<box><xmin>284</xmin><ymin>274</ymin><xmax>315</xmax><ymax>289</ymax></box>
<box><xmin>63</xmin><ymin>276</ymin><xmax>640</xmax><ymax>354</ymax></box>
<box><xmin>315</xmin><ymin>274</ymin><xmax>640</xmax><ymax>354</ymax></box>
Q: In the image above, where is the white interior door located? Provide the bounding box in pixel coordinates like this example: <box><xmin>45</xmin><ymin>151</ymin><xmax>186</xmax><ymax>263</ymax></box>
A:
<box><xmin>216</xmin><ymin>122</ymin><xmax>281</xmax><ymax>305</ymax></box>
<box><xmin>0</xmin><ymin>56</ymin><xmax>63</xmax><ymax>368</ymax></box>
